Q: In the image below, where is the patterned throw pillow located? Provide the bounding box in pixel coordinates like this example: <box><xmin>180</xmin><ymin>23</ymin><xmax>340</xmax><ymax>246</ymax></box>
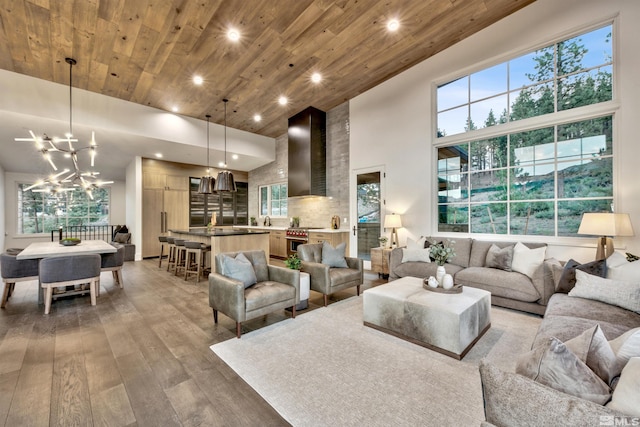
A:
<box><xmin>556</xmin><ymin>258</ymin><xmax>607</xmax><ymax>293</ymax></box>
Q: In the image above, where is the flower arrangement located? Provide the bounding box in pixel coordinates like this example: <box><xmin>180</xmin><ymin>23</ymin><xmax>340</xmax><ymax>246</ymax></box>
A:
<box><xmin>429</xmin><ymin>239</ymin><xmax>456</xmax><ymax>266</ymax></box>
<box><xmin>378</xmin><ymin>236</ymin><xmax>388</xmax><ymax>248</ymax></box>
<box><xmin>284</xmin><ymin>253</ymin><xmax>302</xmax><ymax>270</ymax></box>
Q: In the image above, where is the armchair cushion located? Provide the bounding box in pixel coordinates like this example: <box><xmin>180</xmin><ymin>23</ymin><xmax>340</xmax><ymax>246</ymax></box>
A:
<box><xmin>245</xmin><ymin>281</ymin><xmax>296</xmax><ymax>312</ymax></box>
<box><xmin>321</xmin><ymin>241</ymin><xmax>348</xmax><ymax>268</ymax></box>
<box><xmin>221</xmin><ymin>253</ymin><xmax>257</xmax><ymax>288</ymax></box>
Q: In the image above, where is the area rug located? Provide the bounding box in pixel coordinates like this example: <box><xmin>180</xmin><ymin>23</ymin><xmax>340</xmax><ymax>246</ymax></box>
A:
<box><xmin>210</xmin><ymin>296</ymin><xmax>541</xmax><ymax>426</ymax></box>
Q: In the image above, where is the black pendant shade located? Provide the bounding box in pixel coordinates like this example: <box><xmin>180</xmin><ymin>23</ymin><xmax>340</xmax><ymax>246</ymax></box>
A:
<box><xmin>214</xmin><ymin>170</ymin><xmax>237</xmax><ymax>192</ymax></box>
<box><xmin>198</xmin><ymin>114</ymin><xmax>215</xmax><ymax>194</ymax></box>
<box><xmin>214</xmin><ymin>99</ymin><xmax>237</xmax><ymax>192</ymax></box>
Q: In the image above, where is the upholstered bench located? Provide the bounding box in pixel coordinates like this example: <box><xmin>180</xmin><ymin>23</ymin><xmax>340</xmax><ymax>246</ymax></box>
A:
<box><xmin>363</xmin><ymin>276</ymin><xmax>491</xmax><ymax>359</ymax></box>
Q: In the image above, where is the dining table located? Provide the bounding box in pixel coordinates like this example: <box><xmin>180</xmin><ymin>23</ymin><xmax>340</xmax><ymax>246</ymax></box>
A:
<box><xmin>16</xmin><ymin>239</ymin><xmax>117</xmax><ymax>305</ymax></box>
<box><xmin>16</xmin><ymin>239</ymin><xmax>117</xmax><ymax>260</ymax></box>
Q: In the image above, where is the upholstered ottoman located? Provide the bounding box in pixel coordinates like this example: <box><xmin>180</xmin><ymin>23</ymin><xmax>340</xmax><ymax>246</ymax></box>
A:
<box><xmin>363</xmin><ymin>276</ymin><xmax>491</xmax><ymax>359</ymax></box>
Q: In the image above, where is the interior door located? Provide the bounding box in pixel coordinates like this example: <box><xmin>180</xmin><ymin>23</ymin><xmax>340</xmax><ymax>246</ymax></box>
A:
<box><xmin>351</xmin><ymin>167</ymin><xmax>384</xmax><ymax>269</ymax></box>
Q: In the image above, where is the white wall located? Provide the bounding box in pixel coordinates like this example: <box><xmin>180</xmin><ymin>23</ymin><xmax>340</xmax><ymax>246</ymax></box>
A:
<box><xmin>0</xmin><ymin>165</ymin><xmax>5</xmax><ymax>251</ymax></box>
<box><xmin>3</xmin><ymin>171</ymin><xmax>126</xmax><ymax>249</ymax></box>
<box><xmin>126</xmin><ymin>157</ymin><xmax>142</xmax><ymax>261</ymax></box>
<box><xmin>350</xmin><ymin>0</ymin><xmax>640</xmax><ymax>263</ymax></box>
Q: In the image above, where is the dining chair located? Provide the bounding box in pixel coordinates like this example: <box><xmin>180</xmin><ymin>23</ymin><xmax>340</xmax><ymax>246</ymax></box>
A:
<box><xmin>39</xmin><ymin>254</ymin><xmax>101</xmax><ymax>315</ymax></box>
<box><xmin>1</xmin><ymin>251</ymin><xmax>39</xmax><ymax>308</ymax></box>
<box><xmin>100</xmin><ymin>244</ymin><xmax>125</xmax><ymax>290</ymax></box>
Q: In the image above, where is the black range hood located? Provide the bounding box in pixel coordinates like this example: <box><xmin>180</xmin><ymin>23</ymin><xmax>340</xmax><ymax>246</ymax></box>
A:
<box><xmin>288</xmin><ymin>107</ymin><xmax>326</xmax><ymax>197</ymax></box>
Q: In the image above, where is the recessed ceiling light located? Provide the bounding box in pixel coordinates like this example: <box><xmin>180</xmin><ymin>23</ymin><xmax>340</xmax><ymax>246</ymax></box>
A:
<box><xmin>387</xmin><ymin>19</ymin><xmax>400</xmax><ymax>32</ymax></box>
<box><xmin>311</xmin><ymin>72</ymin><xmax>322</xmax><ymax>83</ymax></box>
<box><xmin>278</xmin><ymin>96</ymin><xmax>288</xmax><ymax>105</ymax></box>
<box><xmin>232</xmin><ymin>154</ymin><xmax>239</xmax><ymax>160</ymax></box>
<box><xmin>155</xmin><ymin>153</ymin><xmax>163</xmax><ymax>158</ymax></box>
<box><xmin>227</xmin><ymin>28</ymin><xmax>240</xmax><ymax>41</ymax></box>
<box><xmin>193</xmin><ymin>75</ymin><xmax>203</xmax><ymax>85</ymax></box>
<box><xmin>171</xmin><ymin>106</ymin><xmax>178</xmax><ymax>112</ymax></box>
<box><xmin>253</xmin><ymin>114</ymin><xmax>262</xmax><ymax>122</ymax></box>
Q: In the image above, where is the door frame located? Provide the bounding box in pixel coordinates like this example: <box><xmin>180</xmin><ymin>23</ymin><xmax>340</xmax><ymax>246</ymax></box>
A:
<box><xmin>350</xmin><ymin>165</ymin><xmax>386</xmax><ymax>269</ymax></box>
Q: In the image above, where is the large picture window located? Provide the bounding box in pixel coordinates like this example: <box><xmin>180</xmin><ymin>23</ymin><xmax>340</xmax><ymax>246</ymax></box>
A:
<box><xmin>436</xmin><ymin>24</ymin><xmax>612</xmax><ymax>138</ymax></box>
<box><xmin>259</xmin><ymin>183</ymin><xmax>288</xmax><ymax>217</ymax></box>
<box><xmin>436</xmin><ymin>23</ymin><xmax>615</xmax><ymax>237</ymax></box>
<box><xmin>17</xmin><ymin>185</ymin><xmax>110</xmax><ymax>234</ymax></box>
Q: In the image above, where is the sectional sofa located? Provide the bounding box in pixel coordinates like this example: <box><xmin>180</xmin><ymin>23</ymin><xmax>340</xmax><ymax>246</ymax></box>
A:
<box><xmin>388</xmin><ymin>238</ymin><xmax>553</xmax><ymax>315</ymax></box>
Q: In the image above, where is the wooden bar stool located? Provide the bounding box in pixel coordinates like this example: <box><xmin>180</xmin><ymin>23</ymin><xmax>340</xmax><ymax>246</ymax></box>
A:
<box><xmin>173</xmin><ymin>239</ymin><xmax>187</xmax><ymax>277</ymax></box>
<box><xmin>184</xmin><ymin>241</ymin><xmax>210</xmax><ymax>282</ymax></box>
<box><xmin>165</xmin><ymin>236</ymin><xmax>177</xmax><ymax>273</ymax></box>
<box><xmin>158</xmin><ymin>235</ymin><xmax>169</xmax><ymax>268</ymax></box>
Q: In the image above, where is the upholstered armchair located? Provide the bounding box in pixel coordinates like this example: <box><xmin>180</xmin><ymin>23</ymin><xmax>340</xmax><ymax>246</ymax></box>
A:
<box><xmin>209</xmin><ymin>250</ymin><xmax>300</xmax><ymax>338</ymax></box>
<box><xmin>297</xmin><ymin>242</ymin><xmax>363</xmax><ymax>307</ymax></box>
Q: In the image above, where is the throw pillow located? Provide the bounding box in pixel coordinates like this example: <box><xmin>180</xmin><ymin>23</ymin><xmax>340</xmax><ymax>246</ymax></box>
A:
<box><xmin>609</xmin><ymin>328</ymin><xmax>640</xmax><ymax>377</ymax></box>
<box><xmin>565</xmin><ymin>325</ymin><xmax>618</xmax><ymax>384</ymax></box>
<box><xmin>606</xmin><ymin>357</ymin><xmax>640</xmax><ymax>416</ymax></box>
<box><xmin>569</xmin><ymin>270</ymin><xmax>640</xmax><ymax>314</ymax></box>
<box><xmin>402</xmin><ymin>237</ymin><xmax>431</xmax><ymax>263</ymax></box>
<box><xmin>485</xmin><ymin>244</ymin><xmax>514</xmax><ymax>271</ymax></box>
<box><xmin>113</xmin><ymin>232</ymin><xmax>130</xmax><ymax>243</ymax></box>
<box><xmin>607</xmin><ymin>257</ymin><xmax>640</xmax><ymax>283</ymax></box>
<box><xmin>627</xmin><ymin>253</ymin><xmax>640</xmax><ymax>262</ymax></box>
<box><xmin>607</xmin><ymin>251</ymin><xmax>629</xmax><ymax>269</ymax></box>
<box><xmin>511</xmin><ymin>242</ymin><xmax>546</xmax><ymax>279</ymax></box>
<box><xmin>221</xmin><ymin>253</ymin><xmax>257</xmax><ymax>288</ymax></box>
<box><xmin>515</xmin><ymin>337</ymin><xmax>611</xmax><ymax>404</ymax></box>
<box><xmin>321</xmin><ymin>241</ymin><xmax>348</xmax><ymax>268</ymax></box>
<box><xmin>556</xmin><ymin>258</ymin><xmax>607</xmax><ymax>294</ymax></box>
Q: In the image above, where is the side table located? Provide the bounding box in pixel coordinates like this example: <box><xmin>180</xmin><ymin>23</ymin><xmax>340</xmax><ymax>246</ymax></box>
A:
<box><xmin>371</xmin><ymin>247</ymin><xmax>393</xmax><ymax>279</ymax></box>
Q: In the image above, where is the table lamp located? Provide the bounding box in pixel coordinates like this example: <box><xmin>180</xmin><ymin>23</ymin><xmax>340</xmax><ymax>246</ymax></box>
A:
<box><xmin>384</xmin><ymin>214</ymin><xmax>402</xmax><ymax>248</ymax></box>
<box><xmin>578</xmin><ymin>213</ymin><xmax>634</xmax><ymax>260</ymax></box>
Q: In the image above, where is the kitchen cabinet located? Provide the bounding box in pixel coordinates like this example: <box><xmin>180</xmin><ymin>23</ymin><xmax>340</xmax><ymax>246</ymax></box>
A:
<box><xmin>308</xmin><ymin>231</ymin><xmax>349</xmax><ymax>253</ymax></box>
<box><xmin>371</xmin><ymin>247</ymin><xmax>393</xmax><ymax>278</ymax></box>
<box><xmin>142</xmin><ymin>187</ymin><xmax>189</xmax><ymax>258</ymax></box>
<box><xmin>269</xmin><ymin>230</ymin><xmax>287</xmax><ymax>258</ymax></box>
<box><xmin>143</xmin><ymin>172</ymin><xmax>189</xmax><ymax>190</ymax></box>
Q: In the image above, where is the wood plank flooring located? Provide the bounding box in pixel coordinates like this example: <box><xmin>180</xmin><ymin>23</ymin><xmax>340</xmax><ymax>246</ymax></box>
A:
<box><xmin>0</xmin><ymin>258</ymin><xmax>383</xmax><ymax>426</ymax></box>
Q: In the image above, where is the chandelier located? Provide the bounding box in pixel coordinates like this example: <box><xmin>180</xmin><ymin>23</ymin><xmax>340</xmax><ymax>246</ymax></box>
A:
<box><xmin>15</xmin><ymin>58</ymin><xmax>111</xmax><ymax>199</ymax></box>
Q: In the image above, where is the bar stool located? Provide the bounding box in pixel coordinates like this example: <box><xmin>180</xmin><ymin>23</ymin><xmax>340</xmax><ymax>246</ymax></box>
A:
<box><xmin>173</xmin><ymin>239</ymin><xmax>187</xmax><ymax>277</ymax></box>
<box><xmin>184</xmin><ymin>241</ymin><xmax>211</xmax><ymax>282</ymax></box>
<box><xmin>166</xmin><ymin>236</ymin><xmax>177</xmax><ymax>272</ymax></box>
<box><xmin>158</xmin><ymin>235</ymin><xmax>169</xmax><ymax>268</ymax></box>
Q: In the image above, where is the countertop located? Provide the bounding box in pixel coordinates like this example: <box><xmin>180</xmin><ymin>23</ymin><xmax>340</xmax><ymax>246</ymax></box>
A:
<box><xmin>234</xmin><ymin>226</ymin><xmax>349</xmax><ymax>233</ymax></box>
<box><xmin>169</xmin><ymin>228</ymin><xmax>270</xmax><ymax>237</ymax></box>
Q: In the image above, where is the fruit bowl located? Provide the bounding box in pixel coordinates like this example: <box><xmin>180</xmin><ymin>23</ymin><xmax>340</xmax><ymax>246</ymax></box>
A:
<box><xmin>60</xmin><ymin>237</ymin><xmax>81</xmax><ymax>246</ymax></box>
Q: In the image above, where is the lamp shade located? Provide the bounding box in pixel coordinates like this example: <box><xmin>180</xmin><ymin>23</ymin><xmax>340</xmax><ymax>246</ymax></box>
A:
<box><xmin>384</xmin><ymin>214</ymin><xmax>402</xmax><ymax>229</ymax></box>
<box><xmin>214</xmin><ymin>170</ymin><xmax>237</xmax><ymax>192</ymax></box>
<box><xmin>578</xmin><ymin>213</ymin><xmax>634</xmax><ymax>237</ymax></box>
<box><xmin>198</xmin><ymin>176</ymin><xmax>215</xmax><ymax>194</ymax></box>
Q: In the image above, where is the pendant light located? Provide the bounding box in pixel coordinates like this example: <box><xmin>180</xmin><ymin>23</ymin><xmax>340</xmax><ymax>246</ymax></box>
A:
<box><xmin>198</xmin><ymin>114</ymin><xmax>215</xmax><ymax>194</ymax></box>
<box><xmin>214</xmin><ymin>99</ymin><xmax>237</xmax><ymax>192</ymax></box>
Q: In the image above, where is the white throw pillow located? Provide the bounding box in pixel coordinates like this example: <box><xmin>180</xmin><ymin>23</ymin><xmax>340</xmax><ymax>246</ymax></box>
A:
<box><xmin>569</xmin><ymin>270</ymin><xmax>640</xmax><ymax>314</ymax></box>
<box><xmin>607</xmin><ymin>257</ymin><xmax>640</xmax><ymax>282</ymax></box>
<box><xmin>606</xmin><ymin>357</ymin><xmax>640</xmax><ymax>416</ymax></box>
<box><xmin>607</xmin><ymin>251</ymin><xmax>629</xmax><ymax>269</ymax></box>
<box><xmin>511</xmin><ymin>242</ymin><xmax>546</xmax><ymax>279</ymax></box>
<box><xmin>402</xmin><ymin>237</ymin><xmax>431</xmax><ymax>263</ymax></box>
<box><xmin>609</xmin><ymin>328</ymin><xmax>640</xmax><ymax>376</ymax></box>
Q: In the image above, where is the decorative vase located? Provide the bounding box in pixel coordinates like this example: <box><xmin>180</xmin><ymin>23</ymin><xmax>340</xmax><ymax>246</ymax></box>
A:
<box><xmin>427</xmin><ymin>276</ymin><xmax>439</xmax><ymax>288</ymax></box>
<box><xmin>442</xmin><ymin>274</ymin><xmax>454</xmax><ymax>290</ymax></box>
<box><xmin>436</xmin><ymin>265</ymin><xmax>446</xmax><ymax>285</ymax></box>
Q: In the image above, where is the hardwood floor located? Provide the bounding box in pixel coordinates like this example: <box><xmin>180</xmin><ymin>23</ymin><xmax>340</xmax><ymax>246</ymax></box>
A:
<box><xmin>0</xmin><ymin>258</ymin><xmax>384</xmax><ymax>426</ymax></box>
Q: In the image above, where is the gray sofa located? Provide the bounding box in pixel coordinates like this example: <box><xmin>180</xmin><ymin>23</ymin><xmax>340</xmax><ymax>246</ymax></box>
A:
<box><xmin>480</xmin><ymin>292</ymin><xmax>640</xmax><ymax>426</ymax></box>
<box><xmin>389</xmin><ymin>238</ymin><xmax>553</xmax><ymax>315</ymax></box>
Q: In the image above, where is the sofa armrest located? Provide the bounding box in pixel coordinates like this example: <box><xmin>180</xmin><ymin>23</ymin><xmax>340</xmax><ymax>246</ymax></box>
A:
<box><xmin>208</xmin><ymin>272</ymin><xmax>246</xmax><ymax>321</ymax></box>
<box><xmin>479</xmin><ymin>360</ymin><xmax>625</xmax><ymax>426</ymax></box>
<box><xmin>301</xmin><ymin>260</ymin><xmax>331</xmax><ymax>294</ymax></box>
<box><xmin>268</xmin><ymin>265</ymin><xmax>301</xmax><ymax>303</ymax></box>
<box><xmin>388</xmin><ymin>247</ymin><xmax>405</xmax><ymax>279</ymax></box>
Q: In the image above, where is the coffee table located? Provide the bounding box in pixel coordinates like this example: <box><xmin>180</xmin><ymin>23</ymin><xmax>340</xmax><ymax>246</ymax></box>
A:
<box><xmin>363</xmin><ymin>276</ymin><xmax>491</xmax><ymax>359</ymax></box>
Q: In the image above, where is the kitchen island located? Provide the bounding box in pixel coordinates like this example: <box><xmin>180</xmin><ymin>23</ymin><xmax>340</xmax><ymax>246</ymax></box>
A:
<box><xmin>168</xmin><ymin>228</ymin><xmax>270</xmax><ymax>269</ymax></box>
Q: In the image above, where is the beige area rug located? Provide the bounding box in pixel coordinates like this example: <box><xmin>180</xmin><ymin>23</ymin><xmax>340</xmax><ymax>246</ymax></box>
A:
<box><xmin>210</xmin><ymin>296</ymin><xmax>541</xmax><ymax>426</ymax></box>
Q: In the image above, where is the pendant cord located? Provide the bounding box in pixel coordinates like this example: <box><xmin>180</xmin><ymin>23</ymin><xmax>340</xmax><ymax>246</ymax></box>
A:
<box><xmin>223</xmin><ymin>99</ymin><xmax>228</xmax><ymax>167</ymax></box>
<box><xmin>206</xmin><ymin>115</ymin><xmax>210</xmax><ymax>171</ymax></box>
<box><xmin>69</xmin><ymin>60</ymin><xmax>72</xmax><ymax>136</ymax></box>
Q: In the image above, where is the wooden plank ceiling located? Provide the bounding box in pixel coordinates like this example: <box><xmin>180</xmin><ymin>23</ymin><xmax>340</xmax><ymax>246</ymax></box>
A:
<box><xmin>0</xmin><ymin>0</ymin><xmax>535</xmax><ymax>138</ymax></box>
